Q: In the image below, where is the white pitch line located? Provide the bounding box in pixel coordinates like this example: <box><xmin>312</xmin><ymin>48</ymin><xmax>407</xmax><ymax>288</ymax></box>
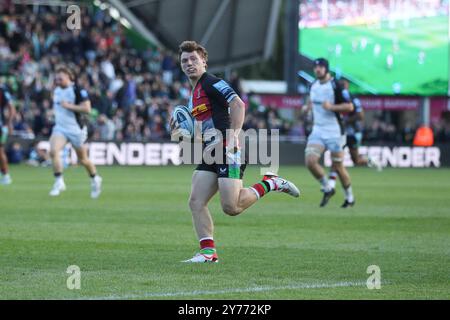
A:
<box><xmin>78</xmin><ymin>281</ymin><xmax>367</xmax><ymax>300</ymax></box>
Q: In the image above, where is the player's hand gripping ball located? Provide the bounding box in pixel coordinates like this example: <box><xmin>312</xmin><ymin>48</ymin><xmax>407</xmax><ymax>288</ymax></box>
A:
<box><xmin>170</xmin><ymin>105</ymin><xmax>195</xmax><ymax>140</ymax></box>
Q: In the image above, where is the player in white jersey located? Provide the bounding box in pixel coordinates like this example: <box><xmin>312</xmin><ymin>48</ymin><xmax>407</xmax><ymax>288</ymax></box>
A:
<box><xmin>303</xmin><ymin>58</ymin><xmax>355</xmax><ymax>208</ymax></box>
<box><xmin>49</xmin><ymin>66</ymin><xmax>102</xmax><ymax>198</ymax></box>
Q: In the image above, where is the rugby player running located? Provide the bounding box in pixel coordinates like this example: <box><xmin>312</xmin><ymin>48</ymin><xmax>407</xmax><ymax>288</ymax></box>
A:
<box><xmin>335</xmin><ymin>79</ymin><xmax>382</xmax><ymax>172</ymax></box>
<box><xmin>173</xmin><ymin>41</ymin><xmax>300</xmax><ymax>263</ymax></box>
<box><xmin>49</xmin><ymin>66</ymin><xmax>102</xmax><ymax>198</ymax></box>
<box><xmin>303</xmin><ymin>58</ymin><xmax>355</xmax><ymax>208</ymax></box>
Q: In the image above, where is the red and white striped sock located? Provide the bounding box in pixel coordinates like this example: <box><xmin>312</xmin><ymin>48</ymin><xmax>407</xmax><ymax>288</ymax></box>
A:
<box><xmin>199</xmin><ymin>237</ymin><xmax>215</xmax><ymax>252</ymax></box>
<box><xmin>249</xmin><ymin>178</ymin><xmax>276</xmax><ymax>199</ymax></box>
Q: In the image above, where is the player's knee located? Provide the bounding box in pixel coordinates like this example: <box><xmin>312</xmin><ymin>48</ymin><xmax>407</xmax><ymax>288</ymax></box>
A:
<box><xmin>305</xmin><ymin>156</ymin><xmax>317</xmax><ymax>169</ymax></box>
<box><xmin>331</xmin><ymin>161</ymin><xmax>340</xmax><ymax>170</ymax></box>
<box><xmin>331</xmin><ymin>153</ymin><xmax>344</xmax><ymax>166</ymax></box>
<box><xmin>49</xmin><ymin>149</ymin><xmax>58</xmax><ymax>159</ymax></box>
<box><xmin>332</xmin><ymin>161</ymin><xmax>343</xmax><ymax>172</ymax></box>
<box><xmin>188</xmin><ymin>196</ymin><xmax>206</xmax><ymax>213</ymax></box>
<box><xmin>221</xmin><ymin>203</ymin><xmax>242</xmax><ymax>216</ymax></box>
<box><xmin>79</xmin><ymin>156</ymin><xmax>89</xmax><ymax>166</ymax></box>
<box><xmin>305</xmin><ymin>146</ymin><xmax>321</xmax><ymax>167</ymax></box>
<box><xmin>188</xmin><ymin>197</ymin><xmax>197</xmax><ymax>211</ymax></box>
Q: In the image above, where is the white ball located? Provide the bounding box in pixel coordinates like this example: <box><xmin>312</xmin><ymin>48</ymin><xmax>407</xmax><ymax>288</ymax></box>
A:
<box><xmin>172</xmin><ymin>105</ymin><xmax>194</xmax><ymax>138</ymax></box>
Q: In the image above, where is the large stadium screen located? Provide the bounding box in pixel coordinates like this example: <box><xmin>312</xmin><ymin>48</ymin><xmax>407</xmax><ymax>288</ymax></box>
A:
<box><xmin>299</xmin><ymin>0</ymin><xmax>449</xmax><ymax>96</ymax></box>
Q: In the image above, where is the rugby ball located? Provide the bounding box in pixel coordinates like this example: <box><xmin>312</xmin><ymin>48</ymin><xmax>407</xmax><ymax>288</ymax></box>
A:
<box><xmin>172</xmin><ymin>105</ymin><xmax>194</xmax><ymax>138</ymax></box>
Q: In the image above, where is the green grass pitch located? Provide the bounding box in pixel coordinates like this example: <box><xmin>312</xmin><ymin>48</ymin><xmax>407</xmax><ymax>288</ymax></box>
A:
<box><xmin>300</xmin><ymin>16</ymin><xmax>448</xmax><ymax>95</ymax></box>
<box><xmin>0</xmin><ymin>165</ymin><xmax>449</xmax><ymax>299</ymax></box>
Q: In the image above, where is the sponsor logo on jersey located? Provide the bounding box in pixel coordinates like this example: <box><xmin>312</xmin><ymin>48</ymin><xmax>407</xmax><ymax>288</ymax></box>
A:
<box><xmin>192</xmin><ymin>103</ymin><xmax>209</xmax><ymax>117</ymax></box>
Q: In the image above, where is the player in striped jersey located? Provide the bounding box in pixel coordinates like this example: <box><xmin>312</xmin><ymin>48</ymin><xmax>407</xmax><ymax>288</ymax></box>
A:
<box><xmin>174</xmin><ymin>41</ymin><xmax>300</xmax><ymax>263</ymax></box>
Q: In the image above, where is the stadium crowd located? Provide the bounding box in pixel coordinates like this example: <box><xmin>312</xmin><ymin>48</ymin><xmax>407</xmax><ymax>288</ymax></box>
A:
<box><xmin>1</xmin><ymin>3</ymin><xmax>184</xmax><ymax>142</ymax></box>
<box><xmin>0</xmin><ymin>2</ymin><xmax>448</xmax><ymax>166</ymax></box>
<box><xmin>0</xmin><ymin>3</ymin><xmax>294</xmax><ymax>144</ymax></box>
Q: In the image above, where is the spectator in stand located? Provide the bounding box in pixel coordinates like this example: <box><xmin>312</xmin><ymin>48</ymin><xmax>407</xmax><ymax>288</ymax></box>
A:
<box><xmin>7</xmin><ymin>142</ymin><xmax>24</xmax><ymax>164</ymax></box>
<box><xmin>0</xmin><ymin>2</ymin><xmax>439</xmax><ymax>150</ymax></box>
<box><xmin>1</xmin><ymin>4</ymin><xmax>187</xmax><ymax>142</ymax></box>
<box><xmin>94</xmin><ymin>114</ymin><xmax>116</xmax><ymax>141</ymax></box>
